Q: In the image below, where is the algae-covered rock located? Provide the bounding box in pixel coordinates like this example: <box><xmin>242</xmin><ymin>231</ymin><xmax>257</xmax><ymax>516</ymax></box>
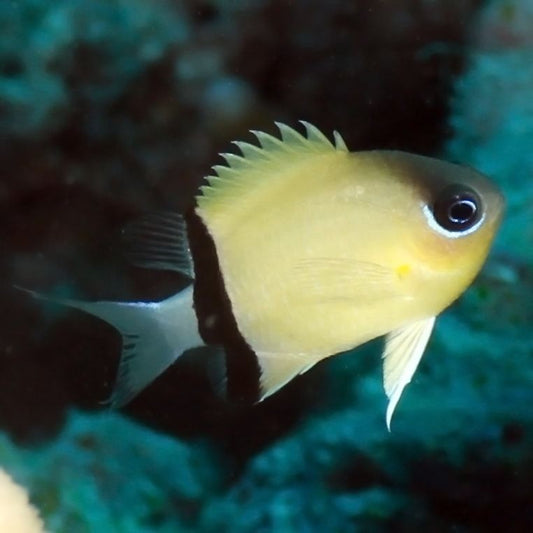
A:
<box><xmin>0</xmin><ymin>0</ymin><xmax>189</xmax><ymax>138</ymax></box>
<box><xmin>1</xmin><ymin>410</ymin><xmax>222</xmax><ymax>532</ymax></box>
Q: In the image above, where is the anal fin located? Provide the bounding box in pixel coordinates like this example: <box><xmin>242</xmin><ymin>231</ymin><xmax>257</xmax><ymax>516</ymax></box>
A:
<box><xmin>257</xmin><ymin>351</ymin><xmax>324</xmax><ymax>400</ymax></box>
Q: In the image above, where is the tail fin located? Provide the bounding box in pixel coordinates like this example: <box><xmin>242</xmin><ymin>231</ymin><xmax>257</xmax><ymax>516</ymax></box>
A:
<box><xmin>18</xmin><ymin>285</ymin><xmax>204</xmax><ymax>407</ymax></box>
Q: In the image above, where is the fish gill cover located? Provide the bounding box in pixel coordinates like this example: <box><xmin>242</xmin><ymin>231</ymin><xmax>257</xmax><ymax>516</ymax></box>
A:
<box><xmin>0</xmin><ymin>0</ymin><xmax>532</xmax><ymax>531</ymax></box>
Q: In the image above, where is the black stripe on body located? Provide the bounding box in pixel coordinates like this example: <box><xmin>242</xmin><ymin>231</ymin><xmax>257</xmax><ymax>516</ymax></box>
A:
<box><xmin>185</xmin><ymin>207</ymin><xmax>261</xmax><ymax>403</ymax></box>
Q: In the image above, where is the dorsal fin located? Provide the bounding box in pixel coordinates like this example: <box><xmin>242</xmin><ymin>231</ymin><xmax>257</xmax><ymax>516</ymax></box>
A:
<box><xmin>122</xmin><ymin>211</ymin><xmax>194</xmax><ymax>278</ymax></box>
<box><xmin>196</xmin><ymin>121</ymin><xmax>348</xmax><ymax>211</ymax></box>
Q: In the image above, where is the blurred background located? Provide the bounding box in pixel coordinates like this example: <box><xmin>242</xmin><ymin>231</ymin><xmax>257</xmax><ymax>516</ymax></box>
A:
<box><xmin>0</xmin><ymin>0</ymin><xmax>532</xmax><ymax>531</ymax></box>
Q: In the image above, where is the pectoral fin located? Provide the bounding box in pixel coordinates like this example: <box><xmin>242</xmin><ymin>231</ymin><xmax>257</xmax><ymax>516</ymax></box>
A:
<box><xmin>292</xmin><ymin>258</ymin><xmax>398</xmax><ymax>303</ymax></box>
<box><xmin>257</xmin><ymin>351</ymin><xmax>325</xmax><ymax>400</ymax></box>
<box><xmin>382</xmin><ymin>316</ymin><xmax>435</xmax><ymax>430</ymax></box>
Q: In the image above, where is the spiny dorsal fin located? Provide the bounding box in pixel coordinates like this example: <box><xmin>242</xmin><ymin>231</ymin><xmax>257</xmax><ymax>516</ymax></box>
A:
<box><xmin>382</xmin><ymin>316</ymin><xmax>436</xmax><ymax>430</ymax></box>
<box><xmin>197</xmin><ymin>121</ymin><xmax>348</xmax><ymax>210</ymax></box>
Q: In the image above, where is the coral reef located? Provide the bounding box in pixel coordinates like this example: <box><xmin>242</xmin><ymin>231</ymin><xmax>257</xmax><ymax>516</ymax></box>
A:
<box><xmin>0</xmin><ymin>0</ymin><xmax>190</xmax><ymax>139</ymax></box>
<box><xmin>0</xmin><ymin>0</ymin><xmax>532</xmax><ymax>531</ymax></box>
<box><xmin>0</xmin><ymin>468</ymin><xmax>45</xmax><ymax>533</ymax></box>
<box><xmin>1</xmin><ymin>411</ymin><xmax>220</xmax><ymax>532</ymax></box>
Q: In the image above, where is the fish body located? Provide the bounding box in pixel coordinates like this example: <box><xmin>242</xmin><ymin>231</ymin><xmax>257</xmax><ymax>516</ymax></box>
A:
<box><xmin>24</xmin><ymin>122</ymin><xmax>504</xmax><ymax>427</ymax></box>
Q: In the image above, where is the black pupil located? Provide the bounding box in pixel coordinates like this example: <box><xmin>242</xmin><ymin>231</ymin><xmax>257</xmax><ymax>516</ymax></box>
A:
<box><xmin>433</xmin><ymin>185</ymin><xmax>481</xmax><ymax>232</ymax></box>
<box><xmin>448</xmin><ymin>198</ymin><xmax>476</xmax><ymax>224</ymax></box>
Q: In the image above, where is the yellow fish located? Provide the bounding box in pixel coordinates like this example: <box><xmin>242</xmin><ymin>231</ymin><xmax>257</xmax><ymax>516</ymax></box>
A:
<box><xmin>23</xmin><ymin>122</ymin><xmax>504</xmax><ymax>428</ymax></box>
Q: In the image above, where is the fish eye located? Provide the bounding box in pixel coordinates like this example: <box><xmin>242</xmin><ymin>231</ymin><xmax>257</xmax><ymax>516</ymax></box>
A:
<box><xmin>432</xmin><ymin>184</ymin><xmax>482</xmax><ymax>232</ymax></box>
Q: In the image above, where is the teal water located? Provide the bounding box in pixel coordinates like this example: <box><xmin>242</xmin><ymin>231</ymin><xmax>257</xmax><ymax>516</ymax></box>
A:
<box><xmin>1</xmin><ymin>1</ymin><xmax>532</xmax><ymax>531</ymax></box>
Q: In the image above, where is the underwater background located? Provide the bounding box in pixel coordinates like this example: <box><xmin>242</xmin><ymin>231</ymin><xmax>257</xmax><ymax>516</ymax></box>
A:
<box><xmin>1</xmin><ymin>0</ymin><xmax>532</xmax><ymax>531</ymax></box>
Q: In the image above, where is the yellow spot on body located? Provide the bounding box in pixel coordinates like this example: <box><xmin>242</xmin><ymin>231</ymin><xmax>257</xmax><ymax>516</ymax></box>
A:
<box><xmin>396</xmin><ymin>264</ymin><xmax>411</xmax><ymax>280</ymax></box>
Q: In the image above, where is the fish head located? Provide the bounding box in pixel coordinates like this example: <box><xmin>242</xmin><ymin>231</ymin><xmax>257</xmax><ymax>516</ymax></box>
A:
<box><xmin>378</xmin><ymin>151</ymin><xmax>505</xmax><ymax>312</ymax></box>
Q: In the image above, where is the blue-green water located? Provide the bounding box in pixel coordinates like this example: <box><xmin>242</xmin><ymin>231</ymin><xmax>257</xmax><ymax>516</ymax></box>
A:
<box><xmin>1</xmin><ymin>1</ymin><xmax>532</xmax><ymax>531</ymax></box>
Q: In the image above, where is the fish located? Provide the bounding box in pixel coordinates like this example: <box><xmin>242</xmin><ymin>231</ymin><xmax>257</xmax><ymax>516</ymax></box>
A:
<box><xmin>21</xmin><ymin>122</ymin><xmax>504</xmax><ymax>429</ymax></box>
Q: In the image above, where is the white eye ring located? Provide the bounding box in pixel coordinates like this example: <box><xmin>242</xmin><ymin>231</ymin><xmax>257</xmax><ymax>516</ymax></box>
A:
<box><xmin>422</xmin><ymin>203</ymin><xmax>485</xmax><ymax>239</ymax></box>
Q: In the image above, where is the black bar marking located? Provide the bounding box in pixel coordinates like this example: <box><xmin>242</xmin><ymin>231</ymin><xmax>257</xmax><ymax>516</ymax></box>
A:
<box><xmin>186</xmin><ymin>207</ymin><xmax>261</xmax><ymax>403</ymax></box>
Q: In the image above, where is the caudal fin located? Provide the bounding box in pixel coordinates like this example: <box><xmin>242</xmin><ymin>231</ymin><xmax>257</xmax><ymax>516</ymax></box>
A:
<box><xmin>18</xmin><ymin>285</ymin><xmax>204</xmax><ymax>407</ymax></box>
